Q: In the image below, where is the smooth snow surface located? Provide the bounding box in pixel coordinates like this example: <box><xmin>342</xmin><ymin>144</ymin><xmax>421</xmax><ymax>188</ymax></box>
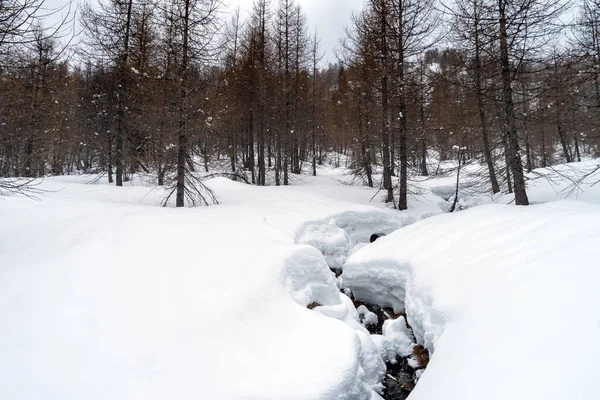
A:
<box><xmin>2</xmin><ymin>159</ymin><xmax>600</xmax><ymax>400</ymax></box>
<box><xmin>343</xmin><ymin>201</ymin><xmax>600</xmax><ymax>399</ymax></box>
<box><xmin>1</xmin><ymin>168</ymin><xmax>437</xmax><ymax>400</ymax></box>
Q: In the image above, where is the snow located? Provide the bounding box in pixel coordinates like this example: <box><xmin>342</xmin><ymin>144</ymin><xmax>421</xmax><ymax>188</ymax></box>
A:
<box><xmin>369</xmin><ymin>316</ymin><xmax>415</xmax><ymax>365</ymax></box>
<box><xmin>0</xmin><ymin>170</ymin><xmax>412</xmax><ymax>400</ymax></box>
<box><xmin>296</xmin><ymin>211</ymin><xmax>408</xmax><ymax>270</ymax></box>
<box><xmin>381</xmin><ymin>317</ymin><xmax>414</xmax><ymax>358</ymax></box>
<box><xmin>357</xmin><ymin>305</ymin><xmax>379</xmax><ymax>327</ymax></box>
<box><xmin>2</xmin><ymin>159</ymin><xmax>600</xmax><ymax>399</ymax></box>
<box><xmin>342</xmin><ymin>200</ymin><xmax>600</xmax><ymax>399</ymax></box>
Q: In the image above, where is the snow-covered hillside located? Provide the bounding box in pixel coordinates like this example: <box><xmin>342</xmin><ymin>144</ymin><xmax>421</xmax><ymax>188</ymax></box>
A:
<box><xmin>1</xmin><ymin>161</ymin><xmax>599</xmax><ymax>399</ymax></box>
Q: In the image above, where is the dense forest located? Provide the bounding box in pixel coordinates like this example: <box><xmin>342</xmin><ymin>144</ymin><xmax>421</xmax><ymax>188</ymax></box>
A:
<box><xmin>1</xmin><ymin>0</ymin><xmax>599</xmax><ymax>207</ymax></box>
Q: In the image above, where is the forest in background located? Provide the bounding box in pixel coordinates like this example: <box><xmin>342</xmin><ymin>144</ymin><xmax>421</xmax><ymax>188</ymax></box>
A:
<box><xmin>1</xmin><ymin>0</ymin><xmax>599</xmax><ymax>207</ymax></box>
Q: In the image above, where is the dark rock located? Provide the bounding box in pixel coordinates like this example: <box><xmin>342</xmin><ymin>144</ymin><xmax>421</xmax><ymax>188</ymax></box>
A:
<box><xmin>370</xmin><ymin>233</ymin><xmax>386</xmax><ymax>243</ymax></box>
<box><xmin>382</xmin><ymin>356</ymin><xmax>416</xmax><ymax>400</ymax></box>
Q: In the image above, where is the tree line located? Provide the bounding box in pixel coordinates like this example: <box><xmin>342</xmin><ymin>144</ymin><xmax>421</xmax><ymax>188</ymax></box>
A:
<box><xmin>1</xmin><ymin>0</ymin><xmax>599</xmax><ymax>207</ymax></box>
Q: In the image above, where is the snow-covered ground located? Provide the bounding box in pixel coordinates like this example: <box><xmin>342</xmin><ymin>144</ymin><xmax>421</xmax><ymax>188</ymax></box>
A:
<box><xmin>342</xmin><ymin>201</ymin><xmax>600</xmax><ymax>399</ymax></box>
<box><xmin>1</xmin><ymin>160</ymin><xmax>600</xmax><ymax>399</ymax></box>
<box><xmin>0</xmin><ymin>167</ymin><xmax>437</xmax><ymax>400</ymax></box>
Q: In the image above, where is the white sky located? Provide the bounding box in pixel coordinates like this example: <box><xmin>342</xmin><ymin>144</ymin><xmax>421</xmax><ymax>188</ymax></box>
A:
<box><xmin>42</xmin><ymin>0</ymin><xmax>363</xmax><ymax>65</ymax></box>
<box><xmin>227</xmin><ymin>0</ymin><xmax>364</xmax><ymax>64</ymax></box>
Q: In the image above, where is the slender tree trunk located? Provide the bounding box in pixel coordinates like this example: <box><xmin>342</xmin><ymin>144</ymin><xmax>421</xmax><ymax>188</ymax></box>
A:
<box><xmin>397</xmin><ymin>1</ymin><xmax>408</xmax><ymax>210</ymax></box>
<box><xmin>503</xmin><ymin>134</ymin><xmax>513</xmax><ymax>193</ymax></box>
<box><xmin>358</xmin><ymin>95</ymin><xmax>373</xmax><ymax>187</ymax></box>
<box><xmin>114</xmin><ymin>0</ymin><xmax>134</xmax><ymax>186</ymax></box>
<box><xmin>449</xmin><ymin>147</ymin><xmax>462</xmax><ymax>212</ymax></box>
<box><xmin>257</xmin><ymin>5</ymin><xmax>267</xmax><ymax>185</ymax></box>
<box><xmin>522</xmin><ymin>78</ymin><xmax>533</xmax><ymax>173</ymax></box>
<box><xmin>541</xmin><ymin>114</ymin><xmax>548</xmax><ymax>168</ymax></box>
<box><xmin>175</xmin><ymin>0</ymin><xmax>191</xmax><ymax>207</ymax></box>
<box><xmin>248</xmin><ymin>111</ymin><xmax>256</xmax><ymax>184</ymax></box>
<box><xmin>380</xmin><ymin>0</ymin><xmax>394</xmax><ymax>204</ymax></box>
<box><xmin>553</xmin><ymin>58</ymin><xmax>572</xmax><ymax>164</ymax></box>
<box><xmin>592</xmin><ymin>20</ymin><xmax>600</xmax><ymax>107</ymax></box>
<box><xmin>498</xmin><ymin>0</ymin><xmax>528</xmax><ymax>205</ymax></box>
<box><xmin>25</xmin><ymin>46</ymin><xmax>46</xmax><ymax>178</ymax></box>
<box><xmin>555</xmin><ymin>104</ymin><xmax>571</xmax><ymax>163</ymax></box>
<box><xmin>107</xmin><ymin>132</ymin><xmax>114</xmax><ymax>183</ymax></box>
<box><xmin>525</xmin><ymin>134</ymin><xmax>533</xmax><ymax>172</ymax></box>
<box><xmin>311</xmin><ymin>33</ymin><xmax>318</xmax><ymax>177</ymax></box>
<box><xmin>473</xmin><ymin>12</ymin><xmax>500</xmax><ymax>193</ymax></box>
<box><xmin>418</xmin><ymin>62</ymin><xmax>428</xmax><ymax>177</ymax></box>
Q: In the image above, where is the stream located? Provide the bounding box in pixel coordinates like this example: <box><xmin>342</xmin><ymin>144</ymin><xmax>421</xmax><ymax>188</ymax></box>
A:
<box><xmin>295</xmin><ymin>212</ymin><xmax>430</xmax><ymax>400</ymax></box>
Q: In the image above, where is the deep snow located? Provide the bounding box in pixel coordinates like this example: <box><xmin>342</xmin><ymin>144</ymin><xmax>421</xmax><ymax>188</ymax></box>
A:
<box><xmin>1</xmin><ymin>160</ymin><xmax>600</xmax><ymax>399</ymax></box>
<box><xmin>342</xmin><ymin>201</ymin><xmax>600</xmax><ymax>399</ymax></box>
<box><xmin>1</xmin><ymin>168</ymin><xmax>433</xmax><ymax>400</ymax></box>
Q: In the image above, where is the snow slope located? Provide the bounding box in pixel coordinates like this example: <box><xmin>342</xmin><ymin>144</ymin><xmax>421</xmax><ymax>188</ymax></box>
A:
<box><xmin>342</xmin><ymin>201</ymin><xmax>600</xmax><ymax>399</ymax></box>
<box><xmin>3</xmin><ymin>159</ymin><xmax>600</xmax><ymax>400</ymax></box>
<box><xmin>0</xmin><ymin>169</ymin><xmax>445</xmax><ymax>400</ymax></box>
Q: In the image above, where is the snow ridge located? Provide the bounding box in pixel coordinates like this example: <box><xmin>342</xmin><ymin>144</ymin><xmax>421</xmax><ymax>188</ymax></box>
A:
<box><xmin>277</xmin><ymin>244</ymin><xmax>385</xmax><ymax>399</ymax></box>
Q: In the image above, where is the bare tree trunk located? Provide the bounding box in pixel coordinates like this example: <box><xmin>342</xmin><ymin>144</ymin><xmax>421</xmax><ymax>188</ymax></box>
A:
<box><xmin>473</xmin><ymin>9</ymin><xmax>500</xmax><ymax>193</ymax></box>
<box><xmin>525</xmin><ymin>134</ymin><xmax>533</xmax><ymax>172</ymax></box>
<box><xmin>397</xmin><ymin>0</ymin><xmax>408</xmax><ymax>210</ymax></box>
<box><xmin>553</xmin><ymin>56</ymin><xmax>572</xmax><ymax>164</ymax></box>
<box><xmin>107</xmin><ymin>133</ymin><xmax>114</xmax><ymax>183</ymax></box>
<box><xmin>418</xmin><ymin>61</ymin><xmax>428</xmax><ymax>177</ymax></box>
<box><xmin>380</xmin><ymin>0</ymin><xmax>394</xmax><ymax>204</ymax></box>
<box><xmin>449</xmin><ymin>147</ymin><xmax>462</xmax><ymax>212</ymax></box>
<box><xmin>257</xmin><ymin>2</ymin><xmax>267</xmax><ymax>185</ymax></box>
<box><xmin>499</xmin><ymin>0</ymin><xmax>529</xmax><ymax>205</ymax></box>
<box><xmin>175</xmin><ymin>0</ymin><xmax>191</xmax><ymax>207</ymax></box>
<box><xmin>311</xmin><ymin>31</ymin><xmax>318</xmax><ymax>177</ymax></box>
<box><xmin>115</xmin><ymin>0</ymin><xmax>134</xmax><ymax>187</ymax></box>
<box><xmin>24</xmin><ymin>39</ymin><xmax>47</xmax><ymax>178</ymax></box>
<box><xmin>541</xmin><ymin>113</ymin><xmax>548</xmax><ymax>168</ymax></box>
<box><xmin>503</xmin><ymin>134</ymin><xmax>513</xmax><ymax>193</ymax></box>
<box><xmin>555</xmin><ymin>104</ymin><xmax>571</xmax><ymax>163</ymax></box>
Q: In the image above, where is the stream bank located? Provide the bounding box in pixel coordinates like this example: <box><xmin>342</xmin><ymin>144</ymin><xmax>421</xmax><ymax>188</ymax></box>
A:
<box><xmin>295</xmin><ymin>211</ymin><xmax>430</xmax><ymax>399</ymax></box>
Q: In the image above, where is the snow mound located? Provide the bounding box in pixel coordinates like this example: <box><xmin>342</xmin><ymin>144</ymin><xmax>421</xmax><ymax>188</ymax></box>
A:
<box><xmin>381</xmin><ymin>317</ymin><xmax>415</xmax><ymax>358</ymax></box>
<box><xmin>370</xmin><ymin>316</ymin><xmax>415</xmax><ymax>364</ymax></box>
<box><xmin>343</xmin><ymin>201</ymin><xmax>600</xmax><ymax>399</ymax></box>
<box><xmin>296</xmin><ymin>211</ymin><xmax>408</xmax><ymax>269</ymax></box>
<box><xmin>279</xmin><ymin>245</ymin><xmax>341</xmax><ymax>307</ymax></box>
<box><xmin>278</xmin><ymin>246</ymin><xmax>388</xmax><ymax>397</ymax></box>
<box><xmin>357</xmin><ymin>305</ymin><xmax>379</xmax><ymax>327</ymax></box>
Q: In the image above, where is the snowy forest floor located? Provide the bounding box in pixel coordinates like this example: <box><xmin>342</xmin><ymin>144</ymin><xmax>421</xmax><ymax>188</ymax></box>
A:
<box><xmin>1</xmin><ymin>159</ymin><xmax>600</xmax><ymax>399</ymax></box>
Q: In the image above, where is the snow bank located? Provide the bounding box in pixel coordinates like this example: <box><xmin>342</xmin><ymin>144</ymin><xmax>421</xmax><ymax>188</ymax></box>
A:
<box><xmin>507</xmin><ymin>160</ymin><xmax>600</xmax><ymax>205</ymax></box>
<box><xmin>0</xmin><ymin>173</ymin><xmax>395</xmax><ymax>400</ymax></box>
<box><xmin>342</xmin><ymin>201</ymin><xmax>600</xmax><ymax>399</ymax></box>
<box><xmin>295</xmin><ymin>211</ymin><xmax>409</xmax><ymax>270</ymax></box>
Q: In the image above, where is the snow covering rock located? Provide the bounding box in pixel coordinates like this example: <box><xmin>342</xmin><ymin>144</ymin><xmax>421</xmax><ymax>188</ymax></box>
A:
<box><xmin>343</xmin><ymin>201</ymin><xmax>600</xmax><ymax>399</ymax></box>
<box><xmin>370</xmin><ymin>316</ymin><xmax>415</xmax><ymax>365</ymax></box>
<box><xmin>295</xmin><ymin>219</ymin><xmax>351</xmax><ymax>269</ymax></box>
<box><xmin>279</xmin><ymin>245</ymin><xmax>341</xmax><ymax>307</ymax></box>
<box><xmin>357</xmin><ymin>305</ymin><xmax>379</xmax><ymax>327</ymax></box>
<box><xmin>295</xmin><ymin>211</ymin><xmax>408</xmax><ymax>270</ymax></box>
<box><xmin>381</xmin><ymin>317</ymin><xmax>414</xmax><ymax>357</ymax></box>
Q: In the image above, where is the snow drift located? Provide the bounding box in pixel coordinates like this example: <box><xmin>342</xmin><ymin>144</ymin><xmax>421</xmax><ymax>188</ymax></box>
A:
<box><xmin>0</xmin><ymin>174</ymin><xmax>404</xmax><ymax>400</ymax></box>
<box><xmin>342</xmin><ymin>201</ymin><xmax>600</xmax><ymax>399</ymax></box>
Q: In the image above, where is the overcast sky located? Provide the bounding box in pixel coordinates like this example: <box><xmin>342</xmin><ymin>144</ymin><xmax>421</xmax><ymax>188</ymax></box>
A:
<box><xmin>43</xmin><ymin>0</ymin><xmax>363</xmax><ymax>64</ymax></box>
<box><xmin>227</xmin><ymin>0</ymin><xmax>364</xmax><ymax>64</ymax></box>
